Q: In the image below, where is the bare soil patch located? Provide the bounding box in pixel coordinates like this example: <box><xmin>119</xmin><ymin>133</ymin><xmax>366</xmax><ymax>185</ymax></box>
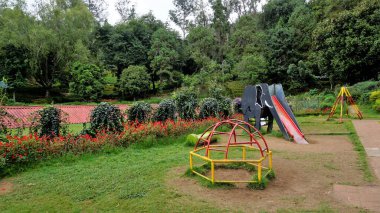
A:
<box><xmin>167</xmin><ymin>134</ymin><xmax>371</xmax><ymax>212</ymax></box>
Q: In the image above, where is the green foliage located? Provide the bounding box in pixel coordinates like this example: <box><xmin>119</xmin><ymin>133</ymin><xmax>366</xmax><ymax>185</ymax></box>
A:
<box><xmin>127</xmin><ymin>102</ymin><xmax>152</xmax><ymax>123</ymax></box>
<box><xmin>369</xmin><ymin>91</ymin><xmax>380</xmax><ymax>103</ymax></box>
<box><xmin>373</xmin><ymin>99</ymin><xmax>380</xmax><ymax>112</ymax></box>
<box><xmin>30</xmin><ymin>106</ymin><xmax>67</xmax><ymax>137</ymax></box>
<box><xmin>90</xmin><ymin>102</ymin><xmax>124</xmax><ymax>133</ymax></box>
<box><xmin>349</xmin><ymin>81</ymin><xmax>380</xmax><ymax>104</ymax></box>
<box><xmin>187</xmin><ymin>26</ymin><xmax>216</xmax><ymax>66</ymax></box>
<box><xmin>320</xmin><ymin>94</ymin><xmax>335</xmax><ymax>109</ymax></box>
<box><xmin>261</xmin><ymin>0</ymin><xmax>304</xmax><ymax>29</ymax></box>
<box><xmin>218</xmin><ymin>97</ymin><xmax>232</xmax><ymax>117</ymax></box>
<box><xmin>199</xmin><ymin>98</ymin><xmax>219</xmax><ymax>119</ymax></box>
<box><xmin>173</xmin><ymin>90</ymin><xmax>198</xmax><ymax>120</ymax></box>
<box><xmin>226</xmin><ymin>81</ymin><xmax>245</xmax><ymax>97</ymax></box>
<box><xmin>69</xmin><ymin>62</ymin><xmax>104</xmax><ymax>101</ymax></box>
<box><xmin>233</xmin><ymin>54</ymin><xmax>267</xmax><ymax>84</ymax></box>
<box><xmin>154</xmin><ymin>99</ymin><xmax>176</xmax><ymax>121</ymax></box>
<box><xmin>119</xmin><ymin>65</ymin><xmax>151</xmax><ymax>98</ymax></box>
<box><xmin>148</xmin><ymin>28</ymin><xmax>181</xmax><ymax>88</ymax></box>
<box><xmin>312</xmin><ymin>0</ymin><xmax>380</xmax><ymax>87</ymax></box>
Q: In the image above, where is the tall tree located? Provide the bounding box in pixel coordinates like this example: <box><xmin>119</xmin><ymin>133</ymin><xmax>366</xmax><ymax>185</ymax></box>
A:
<box><xmin>260</xmin><ymin>0</ymin><xmax>304</xmax><ymax>29</ymax></box>
<box><xmin>82</xmin><ymin>0</ymin><xmax>107</xmax><ymax>23</ymax></box>
<box><xmin>169</xmin><ymin>0</ymin><xmax>196</xmax><ymax>38</ymax></box>
<box><xmin>234</xmin><ymin>0</ymin><xmax>260</xmax><ymax>17</ymax></box>
<box><xmin>311</xmin><ymin>0</ymin><xmax>380</xmax><ymax>88</ymax></box>
<box><xmin>193</xmin><ymin>0</ymin><xmax>210</xmax><ymax>27</ymax></box>
<box><xmin>148</xmin><ymin>28</ymin><xmax>181</xmax><ymax>88</ymax></box>
<box><xmin>0</xmin><ymin>1</ymin><xmax>95</xmax><ymax>97</ymax></box>
<box><xmin>187</xmin><ymin>26</ymin><xmax>216</xmax><ymax>67</ymax></box>
<box><xmin>211</xmin><ymin>0</ymin><xmax>229</xmax><ymax>63</ymax></box>
<box><xmin>115</xmin><ymin>0</ymin><xmax>136</xmax><ymax>22</ymax></box>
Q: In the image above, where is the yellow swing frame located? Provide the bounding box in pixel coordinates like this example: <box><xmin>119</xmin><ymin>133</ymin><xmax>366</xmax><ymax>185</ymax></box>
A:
<box><xmin>327</xmin><ymin>86</ymin><xmax>363</xmax><ymax>122</ymax></box>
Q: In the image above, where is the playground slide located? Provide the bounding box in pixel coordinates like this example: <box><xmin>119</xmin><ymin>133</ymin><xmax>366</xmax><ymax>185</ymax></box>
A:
<box><xmin>271</xmin><ymin>96</ymin><xmax>308</xmax><ymax>144</ymax></box>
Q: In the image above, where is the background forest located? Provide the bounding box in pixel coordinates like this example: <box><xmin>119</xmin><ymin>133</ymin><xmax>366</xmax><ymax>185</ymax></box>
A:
<box><xmin>0</xmin><ymin>0</ymin><xmax>379</xmax><ymax>104</ymax></box>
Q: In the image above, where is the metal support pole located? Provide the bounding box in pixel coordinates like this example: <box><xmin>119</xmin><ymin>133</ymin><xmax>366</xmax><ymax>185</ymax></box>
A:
<box><xmin>189</xmin><ymin>153</ymin><xmax>193</xmax><ymax>170</ymax></box>
<box><xmin>211</xmin><ymin>161</ymin><xmax>215</xmax><ymax>184</ymax></box>
<box><xmin>269</xmin><ymin>152</ymin><xmax>272</xmax><ymax>169</ymax></box>
<box><xmin>258</xmin><ymin>162</ymin><xmax>262</xmax><ymax>183</ymax></box>
<box><xmin>242</xmin><ymin>146</ymin><xmax>246</xmax><ymax>160</ymax></box>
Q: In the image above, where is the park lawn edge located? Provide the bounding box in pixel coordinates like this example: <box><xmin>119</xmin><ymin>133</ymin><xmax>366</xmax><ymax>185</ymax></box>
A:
<box><xmin>344</xmin><ymin>120</ymin><xmax>375</xmax><ymax>182</ymax></box>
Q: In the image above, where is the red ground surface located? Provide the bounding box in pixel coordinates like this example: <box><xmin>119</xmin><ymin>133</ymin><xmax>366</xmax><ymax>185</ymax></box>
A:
<box><xmin>2</xmin><ymin>105</ymin><xmax>129</xmax><ymax>128</ymax></box>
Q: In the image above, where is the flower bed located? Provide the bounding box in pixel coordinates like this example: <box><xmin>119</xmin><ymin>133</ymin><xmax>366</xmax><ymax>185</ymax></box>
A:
<box><xmin>0</xmin><ymin>114</ymin><xmax>243</xmax><ymax>175</ymax></box>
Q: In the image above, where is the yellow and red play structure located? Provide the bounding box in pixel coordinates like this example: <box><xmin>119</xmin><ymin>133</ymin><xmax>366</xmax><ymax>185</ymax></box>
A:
<box><xmin>327</xmin><ymin>86</ymin><xmax>363</xmax><ymax>122</ymax></box>
<box><xmin>189</xmin><ymin>119</ymin><xmax>273</xmax><ymax>185</ymax></box>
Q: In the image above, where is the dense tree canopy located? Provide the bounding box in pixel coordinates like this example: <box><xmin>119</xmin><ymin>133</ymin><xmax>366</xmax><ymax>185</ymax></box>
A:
<box><xmin>0</xmin><ymin>0</ymin><xmax>379</xmax><ymax>102</ymax></box>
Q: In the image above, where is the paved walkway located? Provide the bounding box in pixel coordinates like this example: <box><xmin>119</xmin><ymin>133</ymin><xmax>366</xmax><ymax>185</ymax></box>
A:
<box><xmin>333</xmin><ymin>120</ymin><xmax>380</xmax><ymax>212</ymax></box>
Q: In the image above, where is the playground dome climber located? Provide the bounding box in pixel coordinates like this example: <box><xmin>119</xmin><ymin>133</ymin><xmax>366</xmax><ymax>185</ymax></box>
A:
<box><xmin>189</xmin><ymin>119</ymin><xmax>274</xmax><ymax>186</ymax></box>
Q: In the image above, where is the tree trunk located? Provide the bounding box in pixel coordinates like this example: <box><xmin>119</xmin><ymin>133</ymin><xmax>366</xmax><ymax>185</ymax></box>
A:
<box><xmin>45</xmin><ymin>89</ymin><xmax>50</xmax><ymax>98</ymax></box>
<box><xmin>12</xmin><ymin>91</ymin><xmax>16</xmax><ymax>102</ymax></box>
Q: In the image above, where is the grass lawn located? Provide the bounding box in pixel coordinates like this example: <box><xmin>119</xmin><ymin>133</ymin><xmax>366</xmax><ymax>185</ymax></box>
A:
<box><xmin>0</xmin><ymin>114</ymin><xmax>377</xmax><ymax>212</ymax></box>
<box><xmin>11</xmin><ymin>123</ymin><xmax>86</xmax><ymax>136</ymax></box>
<box><xmin>0</xmin><ymin>136</ymin><xmax>233</xmax><ymax>212</ymax></box>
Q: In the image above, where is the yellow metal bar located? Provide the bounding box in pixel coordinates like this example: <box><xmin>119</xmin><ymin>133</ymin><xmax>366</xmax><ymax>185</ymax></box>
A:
<box><xmin>258</xmin><ymin>162</ymin><xmax>262</xmax><ymax>182</ymax></box>
<box><xmin>340</xmin><ymin>89</ymin><xmax>343</xmax><ymax>122</ymax></box>
<box><xmin>190</xmin><ymin>152</ymin><xmax>212</xmax><ymax>162</ymax></box>
<box><xmin>192</xmin><ymin>170</ymin><xmax>211</xmax><ymax>181</ymax></box>
<box><xmin>212</xmin><ymin>159</ymin><xmax>263</xmax><ymax>163</ymax></box>
<box><xmin>215</xmin><ymin>180</ymin><xmax>258</xmax><ymax>183</ymax></box>
<box><xmin>211</xmin><ymin>161</ymin><xmax>215</xmax><ymax>184</ymax></box>
<box><xmin>268</xmin><ymin>151</ymin><xmax>273</xmax><ymax>169</ymax></box>
<box><xmin>189</xmin><ymin>153</ymin><xmax>193</xmax><ymax>170</ymax></box>
<box><xmin>242</xmin><ymin>146</ymin><xmax>246</xmax><ymax>160</ymax></box>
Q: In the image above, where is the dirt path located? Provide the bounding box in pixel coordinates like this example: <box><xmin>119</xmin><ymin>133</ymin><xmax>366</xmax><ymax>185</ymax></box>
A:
<box><xmin>333</xmin><ymin>120</ymin><xmax>380</xmax><ymax>212</ymax></box>
<box><xmin>168</xmin><ymin>134</ymin><xmax>369</xmax><ymax>212</ymax></box>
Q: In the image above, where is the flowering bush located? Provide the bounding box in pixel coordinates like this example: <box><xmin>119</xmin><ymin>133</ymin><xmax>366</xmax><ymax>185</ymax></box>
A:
<box><xmin>199</xmin><ymin>98</ymin><xmax>219</xmax><ymax>119</ymax></box>
<box><xmin>0</xmin><ymin>115</ymin><xmax>243</xmax><ymax>175</ymax></box>
<box><xmin>154</xmin><ymin>99</ymin><xmax>176</xmax><ymax>121</ymax></box>
<box><xmin>90</xmin><ymin>103</ymin><xmax>124</xmax><ymax>133</ymax></box>
<box><xmin>30</xmin><ymin>106</ymin><xmax>68</xmax><ymax>137</ymax></box>
<box><xmin>127</xmin><ymin>102</ymin><xmax>152</xmax><ymax>123</ymax></box>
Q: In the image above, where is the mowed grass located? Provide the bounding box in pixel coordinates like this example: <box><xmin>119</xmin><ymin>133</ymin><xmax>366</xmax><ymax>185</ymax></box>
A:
<box><xmin>1</xmin><ymin>114</ymin><xmax>376</xmax><ymax>212</ymax></box>
<box><xmin>0</xmin><ymin>136</ymin><xmax>231</xmax><ymax>212</ymax></box>
<box><xmin>10</xmin><ymin>123</ymin><xmax>86</xmax><ymax>136</ymax></box>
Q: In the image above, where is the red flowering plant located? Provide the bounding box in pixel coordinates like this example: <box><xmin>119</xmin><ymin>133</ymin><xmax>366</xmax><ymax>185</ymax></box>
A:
<box><xmin>0</xmin><ymin>114</ymin><xmax>243</xmax><ymax>175</ymax></box>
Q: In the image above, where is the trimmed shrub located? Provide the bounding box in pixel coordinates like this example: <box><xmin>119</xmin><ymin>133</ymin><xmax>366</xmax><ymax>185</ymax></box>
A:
<box><xmin>349</xmin><ymin>81</ymin><xmax>380</xmax><ymax>104</ymax></box>
<box><xmin>128</xmin><ymin>102</ymin><xmax>152</xmax><ymax>123</ymax></box>
<box><xmin>173</xmin><ymin>90</ymin><xmax>198</xmax><ymax>120</ymax></box>
<box><xmin>233</xmin><ymin>97</ymin><xmax>242</xmax><ymax>113</ymax></box>
<box><xmin>218</xmin><ymin>97</ymin><xmax>232</xmax><ymax>117</ymax></box>
<box><xmin>154</xmin><ymin>99</ymin><xmax>176</xmax><ymax>121</ymax></box>
<box><xmin>373</xmin><ymin>99</ymin><xmax>380</xmax><ymax>112</ymax></box>
<box><xmin>320</xmin><ymin>94</ymin><xmax>335</xmax><ymax>109</ymax></box>
<box><xmin>119</xmin><ymin>65</ymin><xmax>151</xmax><ymax>98</ymax></box>
<box><xmin>369</xmin><ymin>91</ymin><xmax>380</xmax><ymax>102</ymax></box>
<box><xmin>199</xmin><ymin>98</ymin><xmax>219</xmax><ymax>119</ymax></box>
<box><xmin>69</xmin><ymin>62</ymin><xmax>105</xmax><ymax>101</ymax></box>
<box><xmin>90</xmin><ymin>102</ymin><xmax>124</xmax><ymax>133</ymax></box>
<box><xmin>30</xmin><ymin>106</ymin><xmax>68</xmax><ymax>137</ymax></box>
